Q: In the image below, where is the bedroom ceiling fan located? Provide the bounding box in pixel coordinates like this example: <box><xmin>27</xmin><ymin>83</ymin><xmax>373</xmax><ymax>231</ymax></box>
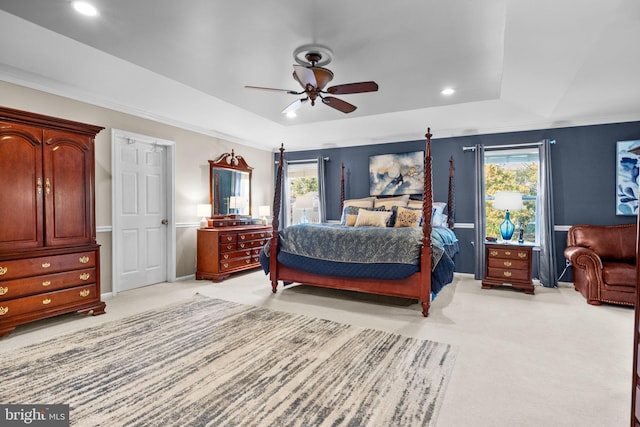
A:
<box><xmin>245</xmin><ymin>46</ymin><xmax>378</xmax><ymax>115</ymax></box>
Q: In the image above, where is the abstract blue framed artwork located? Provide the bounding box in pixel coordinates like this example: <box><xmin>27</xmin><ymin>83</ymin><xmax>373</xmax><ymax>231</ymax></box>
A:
<box><xmin>616</xmin><ymin>140</ymin><xmax>640</xmax><ymax>215</ymax></box>
<box><xmin>369</xmin><ymin>151</ymin><xmax>424</xmax><ymax>196</ymax></box>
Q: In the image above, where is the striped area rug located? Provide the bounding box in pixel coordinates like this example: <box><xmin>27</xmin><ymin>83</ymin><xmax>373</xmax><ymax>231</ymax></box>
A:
<box><xmin>1</xmin><ymin>295</ymin><xmax>456</xmax><ymax>426</ymax></box>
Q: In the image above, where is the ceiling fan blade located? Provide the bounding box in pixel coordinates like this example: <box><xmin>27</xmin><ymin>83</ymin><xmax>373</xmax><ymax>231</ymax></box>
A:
<box><xmin>245</xmin><ymin>85</ymin><xmax>299</xmax><ymax>94</ymax></box>
<box><xmin>281</xmin><ymin>98</ymin><xmax>308</xmax><ymax>115</ymax></box>
<box><xmin>322</xmin><ymin>96</ymin><xmax>357</xmax><ymax>114</ymax></box>
<box><xmin>326</xmin><ymin>81</ymin><xmax>379</xmax><ymax>95</ymax></box>
<box><xmin>293</xmin><ymin>65</ymin><xmax>317</xmax><ymax>88</ymax></box>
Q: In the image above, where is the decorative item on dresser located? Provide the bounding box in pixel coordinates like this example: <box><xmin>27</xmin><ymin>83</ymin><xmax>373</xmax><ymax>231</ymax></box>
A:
<box><xmin>482</xmin><ymin>242</ymin><xmax>534</xmax><ymax>294</ymax></box>
<box><xmin>0</xmin><ymin>106</ymin><xmax>106</xmax><ymax>338</ymax></box>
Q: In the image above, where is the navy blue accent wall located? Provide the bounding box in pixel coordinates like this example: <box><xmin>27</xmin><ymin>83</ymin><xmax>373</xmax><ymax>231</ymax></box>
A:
<box><xmin>278</xmin><ymin>121</ymin><xmax>640</xmax><ymax>279</ymax></box>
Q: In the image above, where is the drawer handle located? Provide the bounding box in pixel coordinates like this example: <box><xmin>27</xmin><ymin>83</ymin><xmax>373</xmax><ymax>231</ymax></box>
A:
<box><xmin>0</xmin><ymin>306</ymin><xmax>8</xmax><ymax>316</ymax></box>
<box><xmin>45</xmin><ymin>178</ymin><xmax>51</xmax><ymax>195</ymax></box>
<box><xmin>226</xmin><ymin>245</ymin><xmax>233</xmax><ymax>250</ymax></box>
<box><xmin>503</xmin><ymin>261</ymin><xmax>512</xmax><ymax>267</ymax></box>
<box><xmin>245</xmin><ymin>251</ymin><xmax>251</xmax><ymax>255</ymax></box>
<box><xmin>223</xmin><ymin>254</ymin><xmax>229</xmax><ymax>259</ymax></box>
<box><xmin>42</xmin><ymin>262</ymin><xmax>51</xmax><ymax>268</ymax></box>
<box><xmin>80</xmin><ymin>273</ymin><xmax>90</xmax><ymax>281</ymax></box>
<box><xmin>239</xmin><ymin>243</ymin><xmax>246</xmax><ymax>248</ymax></box>
<box><xmin>79</xmin><ymin>256</ymin><xmax>90</xmax><ymax>264</ymax></box>
<box><xmin>489</xmin><ymin>250</ymin><xmax>498</xmax><ymax>256</ymax></box>
<box><xmin>245</xmin><ymin>259</ymin><xmax>250</xmax><ymax>264</ymax></box>
<box><xmin>260</xmin><ymin>233</ymin><xmax>265</xmax><ymax>237</ymax></box>
<box><xmin>226</xmin><ymin>236</ymin><xmax>233</xmax><ymax>241</ymax></box>
<box><xmin>42</xmin><ymin>281</ymin><xmax>51</xmax><ymax>287</ymax></box>
<box><xmin>0</xmin><ymin>266</ymin><xmax>6</xmax><ymax>276</ymax></box>
<box><xmin>518</xmin><ymin>252</ymin><xmax>527</xmax><ymax>258</ymax></box>
<box><xmin>223</xmin><ymin>263</ymin><xmax>229</xmax><ymax>268</ymax></box>
<box><xmin>37</xmin><ymin>177</ymin><xmax>43</xmax><ymax>195</ymax></box>
<box><xmin>240</xmin><ymin>235</ymin><xmax>246</xmax><ymax>240</ymax></box>
<box><xmin>80</xmin><ymin>289</ymin><xmax>90</xmax><ymax>297</ymax></box>
<box><xmin>503</xmin><ymin>271</ymin><xmax>512</xmax><ymax>277</ymax></box>
<box><xmin>0</xmin><ymin>286</ymin><xmax>7</xmax><ymax>295</ymax></box>
<box><xmin>42</xmin><ymin>298</ymin><xmax>52</xmax><ymax>305</ymax></box>
<box><xmin>504</xmin><ymin>251</ymin><xmax>511</xmax><ymax>255</ymax></box>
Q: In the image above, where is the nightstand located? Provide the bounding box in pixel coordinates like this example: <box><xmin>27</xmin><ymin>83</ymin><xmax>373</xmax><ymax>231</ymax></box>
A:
<box><xmin>481</xmin><ymin>242</ymin><xmax>534</xmax><ymax>294</ymax></box>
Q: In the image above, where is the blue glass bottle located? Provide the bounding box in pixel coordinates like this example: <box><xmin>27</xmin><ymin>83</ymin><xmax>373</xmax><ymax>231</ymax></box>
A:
<box><xmin>499</xmin><ymin>211</ymin><xmax>515</xmax><ymax>241</ymax></box>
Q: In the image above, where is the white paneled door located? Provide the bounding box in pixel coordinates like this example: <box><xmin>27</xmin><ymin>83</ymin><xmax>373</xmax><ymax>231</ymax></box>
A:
<box><xmin>112</xmin><ymin>130</ymin><xmax>175</xmax><ymax>293</ymax></box>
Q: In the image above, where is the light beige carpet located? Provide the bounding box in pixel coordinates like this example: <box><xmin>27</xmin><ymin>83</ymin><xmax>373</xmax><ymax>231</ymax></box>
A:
<box><xmin>0</xmin><ymin>294</ymin><xmax>457</xmax><ymax>426</ymax></box>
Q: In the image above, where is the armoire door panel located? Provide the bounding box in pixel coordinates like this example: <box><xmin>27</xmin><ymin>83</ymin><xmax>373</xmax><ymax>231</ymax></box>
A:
<box><xmin>43</xmin><ymin>130</ymin><xmax>93</xmax><ymax>247</ymax></box>
<box><xmin>0</xmin><ymin>122</ymin><xmax>44</xmax><ymax>250</ymax></box>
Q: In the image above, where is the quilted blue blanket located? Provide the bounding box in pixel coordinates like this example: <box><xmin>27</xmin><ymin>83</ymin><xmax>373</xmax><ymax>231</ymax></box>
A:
<box><xmin>261</xmin><ymin>224</ymin><xmax>458</xmax><ymax>295</ymax></box>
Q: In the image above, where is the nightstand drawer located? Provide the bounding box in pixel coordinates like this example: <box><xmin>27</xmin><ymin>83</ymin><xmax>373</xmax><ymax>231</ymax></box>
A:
<box><xmin>487</xmin><ymin>267</ymin><xmax>530</xmax><ymax>282</ymax></box>
<box><xmin>487</xmin><ymin>258</ymin><xmax>528</xmax><ymax>270</ymax></box>
<box><xmin>487</xmin><ymin>248</ymin><xmax>530</xmax><ymax>260</ymax></box>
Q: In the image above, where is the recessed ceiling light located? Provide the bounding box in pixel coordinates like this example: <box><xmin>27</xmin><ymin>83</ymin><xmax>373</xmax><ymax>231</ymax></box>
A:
<box><xmin>441</xmin><ymin>88</ymin><xmax>455</xmax><ymax>96</ymax></box>
<box><xmin>72</xmin><ymin>1</ymin><xmax>98</xmax><ymax>17</ymax></box>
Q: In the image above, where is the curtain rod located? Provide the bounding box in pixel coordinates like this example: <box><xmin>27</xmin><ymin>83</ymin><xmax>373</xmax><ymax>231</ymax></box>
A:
<box><xmin>274</xmin><ymin>157</ymin><xmax>329</xmax><ymax>164</ymax></box>
<box><xmin>463</xmin><ymin>140</ymin><xmax>553</xmax><ymax>152</ymax></box>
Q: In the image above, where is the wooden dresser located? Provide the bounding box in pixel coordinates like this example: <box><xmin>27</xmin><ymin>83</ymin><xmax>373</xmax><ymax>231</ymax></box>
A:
<box><xmin>0</xmin><ymin>107</ymin><xmax>106</xmax><ymax>338</ymax></box>
<box><xmin>481</xmin><ymin>242</ymin><xmax>534</xmax><ymax>294</ymax></box>
<box><xmin>196</xmin><ymin>222</ymin><xmax>271</xmax><ymax>282</ymax></box>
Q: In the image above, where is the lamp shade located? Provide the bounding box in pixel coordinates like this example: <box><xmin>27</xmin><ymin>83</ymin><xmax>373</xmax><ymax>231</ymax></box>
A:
<box><xmin>197</xmin><ymin>204</ymin><xmax>212</xmax><ymax>218</ymax></box>
<box><xmin>493</xmin><ymin>191</ymin><xmax>523</xmax><ymax>211</ymax></box>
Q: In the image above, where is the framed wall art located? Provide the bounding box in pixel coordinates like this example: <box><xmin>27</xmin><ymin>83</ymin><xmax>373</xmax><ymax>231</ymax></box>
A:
<box><xmin>369</xmin><ymin>151</ymin><xmax>424</xmax><ymax>196</ymax></box>
<box><xmin>616</xmin><ymin>139</ymin><xmax>640</xmax><ymax>215</ymax></box>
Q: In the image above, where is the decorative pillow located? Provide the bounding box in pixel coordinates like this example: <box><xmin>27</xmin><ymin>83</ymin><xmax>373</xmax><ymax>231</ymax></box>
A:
<box><xmin>343</xmin><ymin>197</ymin><xmax>376</xmax><ymax>208</ymax></box>
<box><xmin>354</xmin><ymin>209</ymin><xmax>393</xmax><ymax>227</ymax></box>
<box><xmin>340</xmin><ymin>205</ymin><xmax>362</xmax><ymax>226</ymax></box>
<box><xmin>407</xmin><ymin>199</ymin><xmax>423</xmax><ymax>209</ymax></box>
<box><xmin>393</xmin><ymin>206</ymin><xmax>422</xmax><ymax>228</ymax></box>
<box><xmin>432</xmin><ymin>202</ymin><xmax>447</xmax><ymax>227</ymax></box>
<box><xmin>374</xmin><ymin>194</ymin><xmax>410</xmax><ymax>209</ymax></box>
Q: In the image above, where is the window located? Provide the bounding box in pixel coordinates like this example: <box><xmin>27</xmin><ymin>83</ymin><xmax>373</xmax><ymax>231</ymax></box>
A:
<box><xmin>287</xmin><ymin>161</ymin><xmax>321</xmax><ymax>225</ymax></box>
<box><xmin>484</xmin><ymin>147</ymin><xmax>539</xmax><ymax>244</ymax></box>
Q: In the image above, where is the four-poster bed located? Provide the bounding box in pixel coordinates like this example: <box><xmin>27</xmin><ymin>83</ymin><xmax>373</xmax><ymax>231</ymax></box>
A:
<box><xmin>262</xmin><ymin>129</ymin><xmax>457</xmax><ymax>316</ymax></box>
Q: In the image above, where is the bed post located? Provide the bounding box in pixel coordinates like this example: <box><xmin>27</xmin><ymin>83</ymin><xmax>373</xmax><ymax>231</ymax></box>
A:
<box><xmin>447</xmin><ymin>155</ymin><xmax>455</xmax><ymax>230</ymax></box>
<box><xmin>420</xmin><ymin>128</ymin><xmax>433</xmax><ymax>317</ymax></box>
<box><xmin>340</xmin><ymin>163</ymin><xmax>345</xmax><ymax>213</ymax></box>
<box><xmin>270</xmin><ymin>144</ymin><xmax>285</xmax><ymax>293</ymax></box>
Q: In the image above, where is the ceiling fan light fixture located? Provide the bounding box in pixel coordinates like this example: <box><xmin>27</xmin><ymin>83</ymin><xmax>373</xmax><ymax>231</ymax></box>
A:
<box><xmin>71</xmin><ymin>1</ymin><xmax>98</xmax><ymax>17</ymax></box>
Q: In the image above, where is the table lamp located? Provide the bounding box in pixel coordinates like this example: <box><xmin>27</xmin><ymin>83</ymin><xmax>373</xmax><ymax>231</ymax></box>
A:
<box><xmin>258</xmin><ymin>205</ymin><xmax>270</xmax><ymax>225</ymax></box>
<box><xmin>493</xmin><ymin>191</ymin><xmax>522</xmax><ymax>241</ymax></box>
<box><xmin>197</xmin><ymin>204</ymin><xmax>211</xmax><ymax>228</ymax></box>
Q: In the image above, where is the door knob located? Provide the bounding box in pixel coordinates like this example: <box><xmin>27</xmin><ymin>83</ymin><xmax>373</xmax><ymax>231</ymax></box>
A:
<box><xmin>161</xmin><ymin>219</ymin><xmax>168</xmax><ymax>225</ymax></box>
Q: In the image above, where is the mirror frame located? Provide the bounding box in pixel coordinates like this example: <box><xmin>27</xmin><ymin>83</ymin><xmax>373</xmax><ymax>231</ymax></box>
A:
<box><xmin>209</xmin><ymin>150</ymin><xmax>253</xmax><ymax>217</ymax></box>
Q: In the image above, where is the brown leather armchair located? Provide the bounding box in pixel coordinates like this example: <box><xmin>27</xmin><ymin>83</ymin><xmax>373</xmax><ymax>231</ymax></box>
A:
<box><xmin>564</xmin><ymin>224</ymin><xmax>636</xmax><ymax>306</ymax></box>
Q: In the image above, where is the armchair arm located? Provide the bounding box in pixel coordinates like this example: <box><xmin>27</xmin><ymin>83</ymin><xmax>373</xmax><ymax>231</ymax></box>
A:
<box><xmin>564</xmin><ymin>246</ymin><xmax>603</xmax><ymax>271</ymax></box>
<box><xmin>563</xmin><ymin>246</ymin><xmax>604</xmax><ymax>301</ymax></box>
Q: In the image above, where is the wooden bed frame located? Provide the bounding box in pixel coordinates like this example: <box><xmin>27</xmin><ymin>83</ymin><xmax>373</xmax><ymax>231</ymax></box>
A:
<box><xmin>269</xmin><ymin>129</ymin><xmax>452</xmax><ymax>316</ymax></box>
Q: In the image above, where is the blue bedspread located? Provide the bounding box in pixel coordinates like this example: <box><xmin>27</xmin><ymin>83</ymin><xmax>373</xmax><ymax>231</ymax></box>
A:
<box><xmin>260</xmin><ymin>224</ymin><xmax>458</xmax><ymax>296</ymax></box>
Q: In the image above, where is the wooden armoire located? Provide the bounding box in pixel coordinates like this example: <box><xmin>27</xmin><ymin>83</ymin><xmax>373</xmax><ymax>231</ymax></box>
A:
<box><xmin>0</xmin><ymin>107</ymin><xmax>106</xmax><ymax>338</ymax></box>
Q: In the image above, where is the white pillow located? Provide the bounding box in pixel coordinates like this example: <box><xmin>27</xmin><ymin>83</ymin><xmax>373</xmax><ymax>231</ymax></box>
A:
<box><xmin>374</xmin><ymin>194</ymin><xmax>410</xmax><ymax>209</ymax></box>
<box><xmin>432</xmin><ymin>202</ymin><xmax>447</xmax><ymax>227</ymax></box>
<box><xmin>343</xmin><ymin>197</ymin><xmax>376</xmax><ymax>208</ymax></box>
<box><xmin>407</xmin><ymin>199</ymin><xmax>423</xmax><ymax>209</ymax></box>
<box><xmin>354</xmin><ymin>209</ymin><xmax>392</xmax><ymax>227</ymax></box>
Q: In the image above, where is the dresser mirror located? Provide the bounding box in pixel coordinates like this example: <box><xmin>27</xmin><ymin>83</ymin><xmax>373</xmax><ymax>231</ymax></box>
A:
<box><xmin>209</xmin><ymin>150</ymin><xmax>253</xmax><ymax>216</ymax></box>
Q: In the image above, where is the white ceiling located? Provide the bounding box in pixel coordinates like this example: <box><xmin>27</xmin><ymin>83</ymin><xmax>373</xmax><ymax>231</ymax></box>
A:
<box><xmin>1</xmin><ymin>0</ymin><xmax>639</xmax><ymax>152</ymax></box>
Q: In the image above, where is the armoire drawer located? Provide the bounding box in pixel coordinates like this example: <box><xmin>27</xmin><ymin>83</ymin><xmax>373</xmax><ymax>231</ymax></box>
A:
<box><xmin>0</xmin><ymin>251</ymin><xmax>97</xmax><ymax>281</ymax></box>
<box><xmin>0</xmin><ymin>268</ymin><xmax>96</xmax><ymax>301</ymax></box>
<box><xmin>0</xmin><ymin>284</ymin><xmax>98</xmax><ymax>319</ymax></box>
